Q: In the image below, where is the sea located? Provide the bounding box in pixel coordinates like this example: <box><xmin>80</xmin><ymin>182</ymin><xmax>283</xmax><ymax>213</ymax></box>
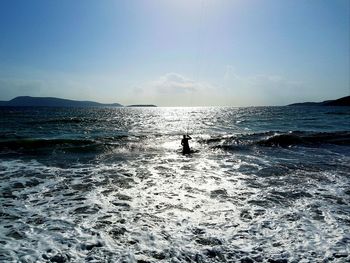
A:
<box><xmin>0</xmin><ymin>106</ymin><xmax>349</xmax><ymax>263</ymax></box>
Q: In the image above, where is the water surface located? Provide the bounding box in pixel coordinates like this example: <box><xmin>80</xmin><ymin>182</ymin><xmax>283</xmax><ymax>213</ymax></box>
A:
<box><xmin>0</xmin><ymin>106</ymin><xmax>349</xmax><ymax>262</ymax></box>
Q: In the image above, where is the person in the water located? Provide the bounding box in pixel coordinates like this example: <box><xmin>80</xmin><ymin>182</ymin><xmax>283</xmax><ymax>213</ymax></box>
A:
<box><xmin>181</xmin><ymin>135</ymin><xmax>192</xmax><ymax>154</ymax></box>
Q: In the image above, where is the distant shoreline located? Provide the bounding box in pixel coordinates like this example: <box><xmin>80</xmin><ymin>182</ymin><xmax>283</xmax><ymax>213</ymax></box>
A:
<box><xmin>127</xmin><ymin>105</ymin><xmax>157</xmax><ymax>107</ymax></box>
<box><xmin>0</xmin><ymin>95</ymin><xmax>349</xmax><ymax>107</ymax></box>
<box><xmin>0</xmin><ymin>96</ymin><xmax>157</xmax><ymax>108</ymax></box>
<box><xmin>287</xmin><ymin>96</ymin><xmax>350</xmax><ymax>107</ymax></box>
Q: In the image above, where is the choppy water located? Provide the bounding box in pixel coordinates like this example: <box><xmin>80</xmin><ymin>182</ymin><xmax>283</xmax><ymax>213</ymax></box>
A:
<box><xmin>0</xmin><ymin>106</ymin><xmax>349</xmax><ymax>263</ymax></box>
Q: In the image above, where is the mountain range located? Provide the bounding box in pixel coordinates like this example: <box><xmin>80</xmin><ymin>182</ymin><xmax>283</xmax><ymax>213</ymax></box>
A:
<box><xmin>0</xmin><ymin>96</ymin><xmax>122</xmax><ymax>107</ymax></box>
<box><xmin>288</xmin><ymin>96</ymin><xmax>350</xmax><ymax>106</ymax></box>
<box><xmin>0</xmin><ymin>96</ymin><xmax>156</xmax><ymax>108</ymax></box>
<box><xmin>0</xmin><ymin>95</ymin><xmax>349</xmax><ymax>107</ymax></box>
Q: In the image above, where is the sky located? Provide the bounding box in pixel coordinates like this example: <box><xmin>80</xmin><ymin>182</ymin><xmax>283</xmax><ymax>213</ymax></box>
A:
<box><xmin>0</xmin><ymin>0</ymin><xmax>349</xmax><ymax>106</ymax></box>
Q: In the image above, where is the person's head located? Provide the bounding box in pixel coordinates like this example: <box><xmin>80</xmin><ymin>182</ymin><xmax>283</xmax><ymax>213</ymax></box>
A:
<box><xmin>183</xmin><ymin>135</ymin><xmax>186</xmax><ymax>138</ymax></box>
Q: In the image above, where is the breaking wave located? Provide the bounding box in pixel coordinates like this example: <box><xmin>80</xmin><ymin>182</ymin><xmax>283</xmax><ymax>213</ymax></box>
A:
<box><xmin>201</xmin><ymin>131</ymin><xmax>350</xmax><ymax>151</ymax></box>
<box><xmin>258</xmin><ymin>131</ymin><xmax>350</xmax><ymax>147</ymax></box>
<box><xmin>2</xmin><ymin>131</ymin><xmax>349</xmax><ymax>157</ymax></box>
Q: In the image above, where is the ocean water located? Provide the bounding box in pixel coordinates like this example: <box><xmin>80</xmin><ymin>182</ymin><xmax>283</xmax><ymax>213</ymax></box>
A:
<box><xmin>0</xmin><ymin>106</ymin><xmax>349</xmax><ymax>263</ymax></box>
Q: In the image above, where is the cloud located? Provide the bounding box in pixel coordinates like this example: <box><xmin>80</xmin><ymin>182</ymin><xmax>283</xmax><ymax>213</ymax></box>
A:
<box><xmin>141</xmin><ymin>70</ymin><xmax>306</xmax><ymax>106</ymax></box>
<box><xmin>138</xmin><ymin>72</ymin><xmax>221</xmax><ymax>106</ymax></box>
<box><xmin>223</xmin><ymin>65</ymin><xmax>307</xmax><ymax>105</ymax></box>
<box><xmin>249</xmin><ymin>74</ymin><xmax>304</xmax><ymax>91</ymax></box>
<box><xmin>153</xmin><ymin>73</ymin><xmax>198</xmax><ymax>94</ymax></box>
<box><xmin>0</xmin><ymin>68</ymin><xmax>310</xmax><ymax>106</ymax></box>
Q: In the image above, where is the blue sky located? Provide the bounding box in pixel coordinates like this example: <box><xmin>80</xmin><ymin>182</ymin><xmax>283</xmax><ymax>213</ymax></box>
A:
<box><xmin>0</xmin><ymin>0</ymin><xmax>349</xmax><ymax>106</ymax></box>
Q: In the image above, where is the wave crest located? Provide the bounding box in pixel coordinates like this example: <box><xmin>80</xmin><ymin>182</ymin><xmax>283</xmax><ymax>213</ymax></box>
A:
<box><xmin>201</xmin><ymin>131</ymin><xmax>350</xmax><ymax>151</ymax></box>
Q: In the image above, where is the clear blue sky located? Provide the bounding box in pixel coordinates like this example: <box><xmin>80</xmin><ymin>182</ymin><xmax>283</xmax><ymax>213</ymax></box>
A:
<box><xmin>0</xmin><ymin>0</ymin><xmax>349</xmax><ymax>106</ymax></box>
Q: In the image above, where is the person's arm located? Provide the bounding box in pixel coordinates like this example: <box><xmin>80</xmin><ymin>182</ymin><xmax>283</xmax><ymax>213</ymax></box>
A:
<box><xmin>187</xmin><ymin>135</ymin><xmax>192</xmax><ymax>140</ymax></box>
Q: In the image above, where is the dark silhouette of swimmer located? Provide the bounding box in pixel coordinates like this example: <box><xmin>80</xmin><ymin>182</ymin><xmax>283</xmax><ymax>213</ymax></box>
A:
<box><xmin>181</xmin><ymin>135</ymin><xmax>192</xmax><ymax>154</ymax></box>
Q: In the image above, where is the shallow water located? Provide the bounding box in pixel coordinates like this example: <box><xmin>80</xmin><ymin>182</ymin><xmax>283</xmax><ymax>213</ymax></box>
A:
<box><xmin>0</xmin><ymin>106</ymin><xmax>349</xmax><ymax>262</ymax></box>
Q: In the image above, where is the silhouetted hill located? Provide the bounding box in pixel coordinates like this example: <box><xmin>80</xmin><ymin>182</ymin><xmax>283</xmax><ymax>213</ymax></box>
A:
<box><xmin>322</xmin><ymin>96</ymin><xmax>350</xmax><ymax>106</ymax></box>
<box><xmin>127</xmin><ymin>104</ymin><xmax>157</xmax><ymax>107</ymax></box>
<box><xmin>0</xmin><ymin>96</ymin><xmax>123</xmax><ymax>107</ymax></box>
<box><xmin>288</xmin><ymin>96</ymin><xmax>350</xmax><ymax>106</ymax></box>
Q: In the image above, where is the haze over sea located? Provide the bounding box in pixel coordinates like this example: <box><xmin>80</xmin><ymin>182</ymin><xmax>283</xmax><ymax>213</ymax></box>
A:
<box><xmin>0</xmin><ymin>106</ymin><xmax>349</xmax><ymax>262</ymax></box>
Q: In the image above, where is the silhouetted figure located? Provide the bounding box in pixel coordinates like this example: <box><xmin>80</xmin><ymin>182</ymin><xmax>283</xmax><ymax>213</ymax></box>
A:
<box><xmin>181</xmin><ymin>135</ymin><xmax>192</xmax><ymax>154</ymax></box>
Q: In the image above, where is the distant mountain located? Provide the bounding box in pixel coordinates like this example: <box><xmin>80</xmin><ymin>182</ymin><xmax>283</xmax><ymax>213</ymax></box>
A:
<box><xmin>127</xmin><ymin>104</ymin><xmax>157</xmax><ymax>107</ymax></box>
<box><xmin>0</xmin><ymin>96</ymin><xmax>123</xmax><ymax>107</ymax></box>
<box><xmin>322</xmin><ymin>96</ymin><xmax>350</xmax><ymax>106</ymax></box>
<box><xmin>288</xmin><ymin>96</ymin><xmax>350</xmax><ymax>106</ymax></box>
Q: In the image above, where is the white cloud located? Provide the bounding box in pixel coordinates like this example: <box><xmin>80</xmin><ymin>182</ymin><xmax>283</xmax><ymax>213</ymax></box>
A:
<box><xmin>222</xmin><ymin>65</ymin><xmax>307</xmax><ymax>105</ymax></box>
<box><xmin>139</xmin><ymin>72</ymin><xmax>220</xmax><ymax>106</ymax></box>
<box><xmin>0</xmin><ymin>67</ymin><xmax>311</xmax><ymax>106</ymax></box>
<box><xmin>135</xmin><ymin>70</ymin><xmax>306</xmax><ymax>106</ymax></box>
<box><xmin>153</xmin><ymin>73</ymin><xmax>198</xmax><ymax>94</ymax></box>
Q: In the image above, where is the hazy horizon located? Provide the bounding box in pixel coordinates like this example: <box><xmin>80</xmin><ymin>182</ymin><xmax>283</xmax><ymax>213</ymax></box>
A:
<box><xmin>1</xmin><ymin>0</ymin><xmax>349</xmax><ymax>106</ymax></box>
<box><xmin>1</xmin><ymin>93</ymin><xmax>349</xmax><ymax>107</ymax></box>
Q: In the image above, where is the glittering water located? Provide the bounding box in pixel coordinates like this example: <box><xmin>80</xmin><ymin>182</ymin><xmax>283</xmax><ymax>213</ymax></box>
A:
<box><xmin>0</xmin><ymin>106</ymin><xmax>349</xmax><ymax>262</ymax></box>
